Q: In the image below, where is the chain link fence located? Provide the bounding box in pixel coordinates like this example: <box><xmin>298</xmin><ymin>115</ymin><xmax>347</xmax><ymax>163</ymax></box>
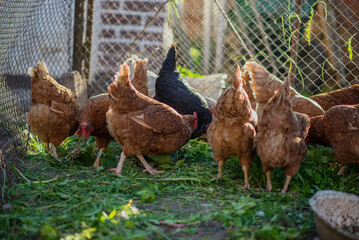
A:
<box><xmin>1</xmin><ymin>0</ymin><xmax>358</xmax><ymax>200</ymax></box>
<box><xmin>86</xmin><ymin>0</ymin><xmax>358</xmax><ymax>97</ymax></box>
<box><xmin>169</xmin><ymin>0</ymin><xmax>359</xmax><ymax>95</ymax></box>
<box><xmin>85</xmin><ymin>0</ymin><xmax>168</xmax><ymax>96</ymax></box>
<box><xmin>0</xmin><ymin>0</ymin><xmax>74</xmax><ymax>200</ymax></box>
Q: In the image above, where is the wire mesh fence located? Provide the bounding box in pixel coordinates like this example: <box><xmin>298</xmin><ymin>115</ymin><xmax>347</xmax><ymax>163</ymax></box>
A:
<box><xmin>86</xmin><ymin>0</ymin><xmax>169</xmax><ymax>96</ymax></box>
<box><xmin>0</xmin><ymin>0</ymin><xmax>74</xmax><ymax>198</ymax></box>
<box><xmin>0</xmin><ymin>0</ymin><xmax>358</xmax><ymax>200</ymax></box>
<box><xmin>168</xmin><ymin>0</ymin><xmax>359</xmax><ymax>95</ymax></box>
<box><xmin>86</xmin><ymin>0</ymin><xmax>358</xmax><ymax>97</ymax></box>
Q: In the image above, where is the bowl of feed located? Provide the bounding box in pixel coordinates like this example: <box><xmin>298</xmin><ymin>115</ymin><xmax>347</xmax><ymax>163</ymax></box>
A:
<box><xmin>309</xmin><ymin>190</ymin><xmax>359</xmax><ymax>240</ymax></box>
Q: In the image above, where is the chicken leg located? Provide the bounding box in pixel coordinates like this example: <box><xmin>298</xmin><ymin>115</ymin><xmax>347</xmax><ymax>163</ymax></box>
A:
<box><xmin>67</xmin><ymin>136</ymin><xmax>83</xmax><ymax>160</ymax></box>
<box><xmin>137</xmin><ymin>154</ymin><xmax>164</xmax><ymax>175</ymax></box>
<box><xmin>93</xmin><ymin>148</ymin><xmax>104</xmax><ymax>169</ymax></box>
<box><xmin>50</xmin><ymin>143</ymin><xmax>58</xmax><ymax>159</ymax></box>
<box><xmin>265</xmin><ymin>171</ymin><xmax>272</xmax><ymax>191</ymax></box>
<box><xmin>242</xmin><ymin>165</ymin><xmax>250</xmax><ymax>189</ymax></box>
<box><xmin>337</xmin><ymin>165</ymin><xmax>347</xmax><ymax>176</ymax></box>
<box><xmin>72</xmin><ymin>136</ymin><xmax>82</xmax><ymax>153</ymax></box>
<box><xmin>110</xmin><ymin>152</ymin><xmax>126</xmax><ymax>176</ymax></box>
<box><xmin>217</xmin><ymin>160</ymin><xmax>224</xmax><ymax>179</ymax></box>
<box><xmin>281</xmin><ymin>175</ymin><xmax>292</xmax><ymax>193</ymax></box>
<box><xmin>45</xmin><ymin>143</ymin><xmax>50</xmax><ymax>153</ymax></box>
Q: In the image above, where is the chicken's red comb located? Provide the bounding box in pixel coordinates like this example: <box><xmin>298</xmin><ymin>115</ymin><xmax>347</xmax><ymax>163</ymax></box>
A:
<box><xmin>193</xmin><ymin>112</ymin><xmax>198</xmax><ymax>118</ymax></box>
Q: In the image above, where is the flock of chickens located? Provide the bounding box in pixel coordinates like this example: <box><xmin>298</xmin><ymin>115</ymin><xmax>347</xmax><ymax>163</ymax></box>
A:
<box><xmin>27</xmin><ymin>45</ymin><xmax>359</xmax><ymax>193</ymax></box>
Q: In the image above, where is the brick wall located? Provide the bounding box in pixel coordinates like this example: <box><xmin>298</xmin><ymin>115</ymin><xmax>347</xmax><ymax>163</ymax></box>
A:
<box><xmin>90</xmin><ymin>0</ymin><xmax>168</xmax><ymax>91</ymax></box>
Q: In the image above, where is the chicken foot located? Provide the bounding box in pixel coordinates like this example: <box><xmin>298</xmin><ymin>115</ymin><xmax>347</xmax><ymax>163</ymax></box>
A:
<box><xmin>337</xmin><ymin>165</ymin><xmax>347</xmax><ymax>176</ymax></box>
<box><xmin>109</xmin><ymin>152</ymin><xmax>126</xmax><ymax>176</ymax></box>
<box><xmin>137</xmin><ymin>155</ymin><xmax>164</xmax><ymax>175</ymax></box>
<box><xmin>93</xmin><ymin>148</ymin><xmax>104</xmax><ymax>169</ymax></box>
<box><xmin>50</xmin><ymin>143</ymin><xmax>58</xmax><ymax>160</ymax></box>
<box><xmin>72</xmin><ymin>136</ymin><xmax>83</xmax><ymax>153</ymax></box>
<box><xmin>67</xmin><ymin>136</ymin><xmax>83</xmax><ymax>160</ymax></box>
<box><xmin>217</xmin><ymin>161</ymin><xmax>224</xmax><ymax>179</ymax></box>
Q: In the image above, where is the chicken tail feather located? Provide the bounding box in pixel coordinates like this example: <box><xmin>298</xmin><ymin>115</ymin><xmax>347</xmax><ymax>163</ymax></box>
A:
<box><xmin>278</xmin><ymin>77</ymin><xmax>291</xmax><ymax>104</ymax></box>
<box><xmin>160</xmin><ymin>44</ymin><xmax>177</xmax><ymax>72</ymax></box>
<box><xmin>233</xmin><ymin>65</ymin><xmax>243</xmax><ymax>90</ymax></box>
<box><xmin>134</xmin><ymin>59</ymin><xmax>148</xmax><ymax>79</ymax></box>
<box><xmin>114</xmin><ymin>64</ymin><xmax>130</xmax><ymax>84</ymax></box>
<box><xmin>28</xmin><ymin>61</ymin><xmax>49</xmax><ymax>84</ymax></box>
<box><xmin>108</xmin><ymin>64</ymin><xmax>131</xmax><ymax>101</ymax></box>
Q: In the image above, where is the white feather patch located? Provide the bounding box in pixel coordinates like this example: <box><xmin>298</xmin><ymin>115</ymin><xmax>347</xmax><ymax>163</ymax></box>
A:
<box><xmin>50</xmin><ymin>107</ymin><xmax>64</xmax><ymax>116</ymax></box>
<box><xmin>348</xmin><ymin>123</ymin><xmax>359</xmax><ymax>131</ymax></box>
<box><xmin>135</xmin><ymin>113</ymin><xmax>144</xmax><ymax>119</ymax></box>
<box><xmin>27</xmin><ymin>67</ymin><xmax>34</xmax><ymax>77</ymax></box>
<box><xmin>130</xmin><ymin>115</ymin><xmax>157</xmax><ymax>132</ymax></box>
<box><xmin>109</xmin><ymin>92</ymin><xmax>119</xmax><ymax>101</ymax></box>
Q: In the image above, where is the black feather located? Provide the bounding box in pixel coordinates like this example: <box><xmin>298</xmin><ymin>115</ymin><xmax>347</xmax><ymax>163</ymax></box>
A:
<box><xmin>155</xmin><ymin>45</ymin><xmax>212</xmax><ymax>138</ymax></box>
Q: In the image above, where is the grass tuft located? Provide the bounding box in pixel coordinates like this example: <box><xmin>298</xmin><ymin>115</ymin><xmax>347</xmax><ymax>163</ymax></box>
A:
<box><xmin>1</xmin><ymin>134</ymin><xmax>358</xmax><ymax>239</ymax></box>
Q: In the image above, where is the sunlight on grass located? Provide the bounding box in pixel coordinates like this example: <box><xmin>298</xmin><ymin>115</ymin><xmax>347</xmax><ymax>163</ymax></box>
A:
<box><xmin>0</xmin><ymin>134</ymin><xmax>358</xmax><ymax>239</ymax></box>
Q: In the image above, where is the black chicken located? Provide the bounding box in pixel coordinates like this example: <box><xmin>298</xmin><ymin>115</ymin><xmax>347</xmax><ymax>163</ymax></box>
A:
<box><xmin>155</xmin><ymin>45</ymin><xmax>212</xmax><ymax>139</ymax></box>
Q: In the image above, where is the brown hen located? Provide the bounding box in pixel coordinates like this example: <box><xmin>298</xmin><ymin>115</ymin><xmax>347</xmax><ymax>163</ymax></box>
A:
<box><xmin>309</xmin><ymin>104</ymin><xmax>359</xmax><ymax>175</ymax></box>
<box><xmin>310</xmin><ymin>84</ymin><xmax>359</xmax><ymax>111</ymax></box>
<box><xmin>78</xmin><ymin>59</ymin><xmax>149</xmax><ymax>169</ymax></box>
<box><xmin>242</xmin><ymin>60</ymin><xmax>324</xmax><ymax>118</ymax></box>
<box><xmin>207</xmin><ymin>66</ymin><xmax>257</xmax><ymax>189</ymax></box>
<box><xmin>78</xmin><ymin>93</ymin><xmax>112</xmax><ymax>168</ymax></box>
<box><xmin>27</xmin><ymin>61</ymin><xmax>80</xmax><ymax>158</ymax></box>
<box><xmin>254</xmin><ymin>77</ymin><xmax>310</xmax><ymax>193</ymax></box>
<box><xmin>106</xmin><ymin>64</ymin><xmax>197</xmax><ymax>176</ymax></box>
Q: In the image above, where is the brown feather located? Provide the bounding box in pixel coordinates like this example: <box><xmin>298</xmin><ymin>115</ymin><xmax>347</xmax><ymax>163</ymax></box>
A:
<box><xmin>254</xmin><ymin>76</ymin><xmax>310</xmax><ymax>191</ymax></box>
<box><xmin>308</xmin><ymin>104</ymin><xmax>359</xmax><ymax>169</ymax></box>
<box><xmin>27</xmin><ymin>62</ymin><xmax>80</xmax><ymax>148</ymax></box>
<box><xmin>243</xmin><ymin>60</ymin><xmax>324</xmax><ymax>118</ymax></box>
<box><xmin>310</xmin><ymin>84</ymin><xmax>359</xmax><ymax>111</ymax></box>
<box><xmin>131</xmin><ymin>59</ymin><xmax>149</xmax><ymax>96</ymax></box>
<box><xmin>106</xmin><ymin>64</ymin><xmax>197</xmax><ymax>157</ymax></box>
<box><xmin>207</xmin><ymin>65</ymin><xmax>257</xmax><ymax>187</ymax></box>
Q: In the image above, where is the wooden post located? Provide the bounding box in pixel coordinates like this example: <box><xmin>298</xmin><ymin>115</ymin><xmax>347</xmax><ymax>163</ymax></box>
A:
<box><xmin>214</xmin><ymin>0</ymin><xmax>227</xmax><ymax>73</ymax></box>
<box><xmin>288</xmin><ymin>0</ymin><xmax>302</xmax><ymax>85</ymax></box>
<box><xmin>249</xmin><ymin>0</ymin><xmax>277</xmax><ymax>75</ymax></box>
<box><xmin>203</xmin><ymin>0</ymin><xmax>212</xmax><ymax>74</ymax></box>
<box><xmin>72</xmin><ymin>0</ymin><xmax>85</xmax><ymax>73</ymax></box>
<box><xmin>228</xmin><ymin>0</ymin><xmax>256</xmax><ymax>59</ymax></box>
<box><xmin>83</xmin><ymin>0</ymin><xmax>94</xmax><ymax>81</ymax></box>
<box><xmin>72</xmin><ymin>0</ymin><xmax>93</xmax><ymax>81</ymax></box>
<box><xmin>327</xmin><ymin>0</ymin><xmax>348</xmax><ymax>87</ymax></box>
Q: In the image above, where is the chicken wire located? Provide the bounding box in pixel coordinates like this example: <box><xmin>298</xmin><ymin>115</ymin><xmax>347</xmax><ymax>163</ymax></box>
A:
<box><xmin>169</xmin><ymin>0</ymin><xmax>359</xmax><ymax>94</ymax></box>
<box><xmin>0</xmin><ymin>0</ymin><xmax>74</xmax><ymax>200</ymax></box>
<box><xmin>88</xmin><ymin>0</ymin><xmax>358</xmax><ymax>97</ymax></box>
<box><xmin>86</xmin><ymin>0</ymin><xmax>169</xmax><ymax>96</ymax></box>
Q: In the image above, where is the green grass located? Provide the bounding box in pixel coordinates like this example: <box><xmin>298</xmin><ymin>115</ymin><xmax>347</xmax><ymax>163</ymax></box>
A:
<box><xmin>1</xmin><ymin>134</ymin><xmax>358</xmax><ymax>239</ymax></box>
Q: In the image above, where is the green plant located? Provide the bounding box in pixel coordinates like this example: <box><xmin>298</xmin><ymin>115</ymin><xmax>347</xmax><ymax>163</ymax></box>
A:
<box><xmin>178</xmin><ymin>65</ymin><xmax>204</xmax><ymax>78</ymax></box>
<box><xmin>1</xmin><ymin>134</ymin><xmax>358</xmax><ymax>239</ymax></box>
